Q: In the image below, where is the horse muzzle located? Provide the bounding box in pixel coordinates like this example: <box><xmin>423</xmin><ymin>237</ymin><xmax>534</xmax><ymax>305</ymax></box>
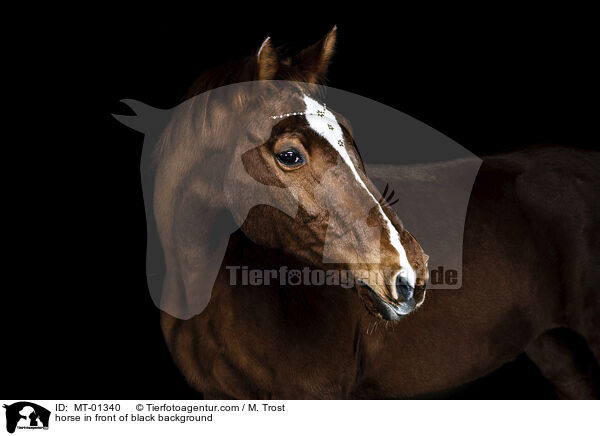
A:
<box><xmin>357</xmin><ymin>277</ymin><xmax>426</xmax><ymax>321</ymax></box>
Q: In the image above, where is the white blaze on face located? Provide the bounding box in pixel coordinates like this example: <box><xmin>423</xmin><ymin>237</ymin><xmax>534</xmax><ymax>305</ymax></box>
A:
<box><xmin>302</xmin><ymin>94</ymin><xmax>417</xmax><ymax>288</ymax></box>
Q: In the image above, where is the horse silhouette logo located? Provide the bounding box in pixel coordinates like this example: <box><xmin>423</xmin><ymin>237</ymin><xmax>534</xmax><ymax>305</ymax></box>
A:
<box><xmin>114</xmin><ymin>81</ymin><xmax>481</xmax><ymax>320</ymax></box>
<box><xmin>3</xmin><ymin>402</ymin><xmax>50</xmax><ymax>433</ymax></box>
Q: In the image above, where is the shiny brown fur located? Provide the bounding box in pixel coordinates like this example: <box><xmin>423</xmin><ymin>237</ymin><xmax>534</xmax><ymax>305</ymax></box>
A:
<box><xmin>159</xmin><ymin>30</ymin><xmax>600</xmax><ymax>399</ymax></box>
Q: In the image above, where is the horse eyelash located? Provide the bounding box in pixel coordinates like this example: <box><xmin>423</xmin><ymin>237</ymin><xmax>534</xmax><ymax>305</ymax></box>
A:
<box><xmin>378</xmin><ymin>183</ymin><xmax>400</xmax><ymax>207</ymax></box>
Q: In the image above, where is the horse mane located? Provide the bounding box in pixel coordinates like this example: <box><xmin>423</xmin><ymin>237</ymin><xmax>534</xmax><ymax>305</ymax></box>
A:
<box><xmin>153</xmin><ymin>48</ymin><xmax>326</xmax><ymax>166</ymax></box>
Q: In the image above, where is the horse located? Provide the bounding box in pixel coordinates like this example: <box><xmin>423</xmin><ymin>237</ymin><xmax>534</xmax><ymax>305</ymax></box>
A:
<box><xmin>120</xmin><ymin>27</ymin><xmax>600</xmax><ymax>399</ymax></box>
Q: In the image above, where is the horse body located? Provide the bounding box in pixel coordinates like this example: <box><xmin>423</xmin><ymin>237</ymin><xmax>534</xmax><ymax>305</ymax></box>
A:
<box><xmin>129</xmin><ymin>28</ymin><xmax>600</xmax><ymax>399</ymax></box>
<box><xmin>353</xmin><ymin>147</ymin><xmax>599</xmax><ymax>398</ymax></box>
<box><xmin>161</xmin><ymin>147</ymin><xmax>599</xmax><ymax>399</ymax></box>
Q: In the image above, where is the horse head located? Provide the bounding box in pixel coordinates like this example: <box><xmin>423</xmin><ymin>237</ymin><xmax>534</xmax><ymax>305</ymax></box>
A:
<box><xmin>115</xmin><ymin>27</ymin><xmax>429</xmax><ymax>321</ymax></box>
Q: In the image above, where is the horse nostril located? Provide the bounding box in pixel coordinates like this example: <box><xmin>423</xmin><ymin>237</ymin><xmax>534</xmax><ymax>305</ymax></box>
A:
<box><xmin>395</xmin><ymin>275</ymin><xmax>414</xmax><ymax>301</ymax></box>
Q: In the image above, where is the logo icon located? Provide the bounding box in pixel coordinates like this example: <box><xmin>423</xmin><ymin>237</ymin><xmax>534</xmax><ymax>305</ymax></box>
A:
<box><xmin>3</xmin><ymin>402</ymin><xmax>50</xmax><ymax>433</ymax></box>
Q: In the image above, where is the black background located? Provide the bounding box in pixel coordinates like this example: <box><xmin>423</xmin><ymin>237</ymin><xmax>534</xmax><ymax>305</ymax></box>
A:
<box><xmin>5</xmin><ymin>12</ymin><xmax>598</xmax><ymax>399</ymax></box>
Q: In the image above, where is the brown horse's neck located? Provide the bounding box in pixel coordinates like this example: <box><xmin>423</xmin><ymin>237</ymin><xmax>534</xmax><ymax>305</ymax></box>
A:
<box><xmin>162</xmin><ymin>228</ymin><xmax>368</xmax><ymax>398</ymax></box>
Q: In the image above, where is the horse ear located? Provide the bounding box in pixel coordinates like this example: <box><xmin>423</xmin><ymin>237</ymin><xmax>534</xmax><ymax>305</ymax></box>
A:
<box><xmin>256</xmin><ymin>36</ymin><xmax>279</xmax><ymax>80</ymax></box>
<box><xmin>292</xmin><ymin>25</ymin><xmax>337</xmax><ymax>83</ymax></box>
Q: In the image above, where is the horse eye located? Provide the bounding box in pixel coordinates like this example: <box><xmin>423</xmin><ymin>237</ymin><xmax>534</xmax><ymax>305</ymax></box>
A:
<box><xmin>276</xmin><ymin>149</ymin><xmax>305</xmax><ymax>168</ymax></box>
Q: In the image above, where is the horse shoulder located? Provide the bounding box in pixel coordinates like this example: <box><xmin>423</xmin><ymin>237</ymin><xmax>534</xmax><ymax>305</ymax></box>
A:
<box><xmin>510</xmin><ymin>147</ymin><xmax>600</xmax><ymax>330</ymax></box>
